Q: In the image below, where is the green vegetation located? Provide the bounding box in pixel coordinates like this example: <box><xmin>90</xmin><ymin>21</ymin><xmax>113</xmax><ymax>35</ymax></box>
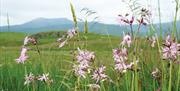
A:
<box><xmin>0</xmin><ymin>32</ymin><xmax>179</xmax><ymax>91</ymax></box>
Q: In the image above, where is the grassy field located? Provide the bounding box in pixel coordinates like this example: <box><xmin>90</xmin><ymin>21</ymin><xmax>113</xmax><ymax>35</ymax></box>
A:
<box><xmin>0</xmin><ymin>31</ymin><xmax>179</xmax><ymax>91</ymax></box>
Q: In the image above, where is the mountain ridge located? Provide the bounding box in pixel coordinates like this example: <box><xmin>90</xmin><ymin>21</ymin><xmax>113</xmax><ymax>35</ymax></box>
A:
<box><xmin>0</xmin><ymin>18</ymin><xmax>180</xmax><ymax>36</ymax></box>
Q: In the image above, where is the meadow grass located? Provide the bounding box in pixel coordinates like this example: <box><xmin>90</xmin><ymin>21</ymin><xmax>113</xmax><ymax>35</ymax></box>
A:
<box><xmin>0</xmin><ymin>31</ymin><xmax>179</xmax><ymax>91</ymax></box>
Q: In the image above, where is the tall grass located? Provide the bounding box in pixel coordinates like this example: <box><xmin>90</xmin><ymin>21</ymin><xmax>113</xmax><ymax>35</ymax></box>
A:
<box><xmin>0</xmin><ymin>0</ymin><xmax>180</xmax><ymax>91</ymax></box>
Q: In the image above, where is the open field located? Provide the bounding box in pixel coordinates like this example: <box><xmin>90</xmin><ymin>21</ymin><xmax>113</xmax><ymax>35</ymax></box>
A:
<box><xmin>0</xmin><ymin>32</ymin><xmax>179</xmax><ymax>91</ymax></box>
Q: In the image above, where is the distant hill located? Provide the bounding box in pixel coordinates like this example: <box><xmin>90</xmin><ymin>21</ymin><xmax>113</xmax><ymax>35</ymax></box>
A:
<box><xmin>0</xmin><ymin>18</ymin><xmax>180</xmax><ymax>36</ymax></box>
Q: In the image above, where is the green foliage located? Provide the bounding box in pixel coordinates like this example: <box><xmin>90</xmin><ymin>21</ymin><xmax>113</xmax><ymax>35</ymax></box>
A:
<box><xmin>0</xmin><ymin>32</ymin><xmax>179</xmax><ymax>91</ymax></box>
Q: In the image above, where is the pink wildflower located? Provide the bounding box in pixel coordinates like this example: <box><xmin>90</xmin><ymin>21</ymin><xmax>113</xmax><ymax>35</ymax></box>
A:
<box><xmin>117</xmin><ymin>14</ymin><xmax>134</xmax><ymax>25</ymax></box>
<box><xmin>15</xmin><ymin>47</ymin><xmax>29</xmax><ymax>64</ymax></box>
<box><xmin>38</xmin><ymin>73</ymin><xmax>49</xmax><ymax>82</ymax></box>
<box><xmin>76</xmin><ymin>48</ymin><xmax>95</xmax><ymax>63</ymax></box>
<box><xmin>24</xmin><ymin>36</ymin><xmax>37</xmax><ymax>46</ymax></box>
<box><xmin>24</xmin><ymin>72</ymin><xmax>35</xmax><ymax>85</ymax></box>
<box><xmin>92</xmin><ymin>65</ymin><xmax>107</xmax><ymax>83</ymax></box>
<box><xmin>67</xmin><ymin>28</ymin><xmax>77</xmax><ymax>38</ymax></box>
<box><xmin>121</xmin><ymin>33</ymin><xmax>132</xmax><ymax>47</ymax></box>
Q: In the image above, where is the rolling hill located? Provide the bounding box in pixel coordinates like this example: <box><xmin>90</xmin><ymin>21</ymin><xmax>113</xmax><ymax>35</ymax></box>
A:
<box><xmin>0</xmin><ymin>18</ymin><xmax>180</xmax><ymax>36</ymax></box>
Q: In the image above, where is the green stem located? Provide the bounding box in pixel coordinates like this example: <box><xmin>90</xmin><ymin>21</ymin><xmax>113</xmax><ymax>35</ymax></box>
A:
<box><xmin>168</xmin><ymin>61</ymin><xmax>172</xmax><ymax>91</ymax></box>
<box><xmin>131</xmin><ymin>73</ymin><xmax>134</xmax><ymax>91</ymax></box>
<box><xmin>176</xmin><ymin>64</ymin><xmax>180</xmax><ymax>91</ymax></box>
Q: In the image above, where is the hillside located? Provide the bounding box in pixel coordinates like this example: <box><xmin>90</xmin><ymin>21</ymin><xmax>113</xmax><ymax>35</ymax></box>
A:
<box><xmin>0</xmin><ymin>18</ymin><xmax>180</xmax><ymax>36</ymax></box>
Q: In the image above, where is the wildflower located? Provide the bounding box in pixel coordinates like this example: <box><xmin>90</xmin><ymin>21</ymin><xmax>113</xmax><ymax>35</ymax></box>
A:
<box><xmin>15</xmin><ymin>47</ymin><xmax>29</xmax><ymax>64</ymax></box>
<box><xmin>73</xmin><ymin>48</ymin><xmax>95</xmax><ymax>78</ymax></box>
<box><xmin>23</xmin><ymin>36</ymin><xmax>37</xmax><ymax>46</ymax></box>
<box><xmin>114</xmin><ymin>62</ymin><xmax>127</xmax><ymax>73</ymax></box>
<box><xmin>76</xmin><ymin>48</ymin><xmax>95</xmax><ymax>64</ymax></box>
<box><xmin>163</xmin><ymin>35</ymin><xmax>174</xmax><ymax>46</ymax></box>
<box><xmin>121</xmin><ymin>33</ymin><xmax>132</xmax><ymax>47</ymax></box>
<box><xmin>38</xmin><ymin>73</ymin><xmax>49</xmax><ymax>82</ymax></box>
<box><xmin>88</xmin><ymin>84</ymin><xmax>100</xmax><ymax>90</ymax></box>
<box><xmin>137</xmin><ymin>8</ymin><xmax>152</xmax><ymax>25</ymax></box>
<box><xmin>151</xmin><ymin>68</ymin><xmax>160</xmax><ymax>79</ymax></box>
<box><xmin>117</xmin><ymin>14</ymin><xmax>134</xmax><ymax>25</ymax></box>
<box><xmin>162</xmin><ymin>35</ymin><xmax>179</xmax><ymax>61</ymax></box>
<box><xmin>113</xmin><ymin>48</ymin><xmax>128</xmax><ymax>63</ymax></box>
<box><xmin>67</xmin><ymin>28</ymin><xmax>77</xmax><ymax>38</ymax></box>
<box><xmin>58</xmin><ymin>40</ymin><xmax>67</xmax><ymax>48</ymax></box>
<box><xmin>24</xmin><ymin>72</ymin><xmax>35</xmax><ymax>85</ymax></box>
<box><xmin>73</xmin><ymin>64</ymin><xmax>87</xmax><ymax>78</ymax></box>
<box><xmin>162</xmin><ymin>43</ymin><xmax>178</xmax><ymax>61</ymax></box>
<box><xmin>92</xmin><ymin>65</ymin><xmax>107</xmax><ymax>83</ymax></box>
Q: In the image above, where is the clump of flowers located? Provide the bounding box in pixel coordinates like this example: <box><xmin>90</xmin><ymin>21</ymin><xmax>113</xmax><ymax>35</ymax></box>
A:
<box><xmin>38</xmin><ymin>73</ymin><xmax>53</xmax><ymax>84</ymax></box>
<box><xmin>162</xmin><ymin>35</ymin><xmax>180</xmax><ymax>61</ymax></box>
<box><xmin>137</xmin><ymin>8</ymin><xmax>152</xmax><ymax>26</ymax></box>
<box><xmin>121</xmin><ymin>33</ymin><xmax>132</xmax><ymax>47</ymax></box>
<box><xmin>57</xmin><ymin>28</ymin><xmax>77</xmax><ymax>48</ymax></box>
<box><xmin>24</xmin><ymin>72</ymin><xmax>53</xmax><ymax>85</ymax></box>
<box><xmin>16</xmin><ymin>35</ymin><xmax>40</xmax><ymax>64</ymax></box>
<box><xmin>24</xmin><ymin>72</ymin><xmax>35</xmax><ymax>85</ymax></box>
<box><xmin>73</xmin><ymin>48</ymin><xmax>95</xmax><ymax>78</ymax></box>
<box><xmin>15</xmin><ymin>47</ymin><xmax>30</xmax><ymax>64</ymax></box>
<box><xmin>117</xmin><ymin>13</ymin><xmax>134</xmax><ymax>25</ymax></box>
<box><xmin>73</xmin><ymin>64</ymin><xmax>87</xmax><ymax>78</ymax></box>
<box><xmin>113</xmin><ymin>48</ymin><xmax>139</xmax><ymax>73</ymax></box>
<box><xmin>67</xmin><ymin>28</ymin><xmax>77</xmax><ymax>38</ymax></box>
<box><xmin>24</xmin><ymin>36</ymin><xmax>37</xmax><ymax>46</ymax></box>
<box><xmin>92</xmin><ymin>65</ymin><xmax>108</xmax><ymax>83</ymax></box>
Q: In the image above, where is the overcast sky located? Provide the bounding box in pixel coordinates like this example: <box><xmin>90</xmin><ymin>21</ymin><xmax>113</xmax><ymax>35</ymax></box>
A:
<box><xmin>0</xmin><ymin>0</ymin><xmax>179</xmax><ymax>26</ymax></box>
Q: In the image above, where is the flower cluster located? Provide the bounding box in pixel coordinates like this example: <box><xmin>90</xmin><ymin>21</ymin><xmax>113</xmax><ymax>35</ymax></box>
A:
<box><xmin>92</xmin><ymin>65</ymin><xmax>108</xmax><ymax>83</ymax></box>
<box><xmin>24</xmin><ymin>72</ymin><xmax>35</xmax><ymax>85</ymax></box>
<box><xmin>113</xmin><ymin>48</ymin><xmax>138</xmax><ymax>73</ymax></box>
<box><xmin>16</xmin><ymin>36</ymin><xmax>38</xmax><ymax>64</ymax></box>
<box><xmin>73</xmin><ymin>48</ymin><xmax>95</xmax><ymax>78</ymax></box>
<box><xmin>24</xmin><ymin>36</ymin><xmax>37</xmax><ymax>46</ymax></box>
<box><xmin>162</xmin><ymin>35</ymin><xmax>180</xmax><ymax>61</ymax></box>
<box><xmin>137</xmin><ymin>8</ymin><xmax>152</xmax><ymax>25</ymax></box>
<box><xmin>117</xmin><ymin>14</ymin><xmax>134</xmax><ymax>25</ymax></box>
<box><xmin>121</xmin><ymin>33</ymin><xmax>132</xmax><ymax>47</ymax></box>
<box><xmin>57</xmin><ymin>28</ymin><xmax>77</xmax><ymax>48</ymax></box>
<box><xmin>24</xmin><ymin>73</ymin><xmax>53</xmax><ymax>85</ymax></box>
<box><xmin>15</xmin><ymin>47</ymin><xmax>30</xmax><ymax>63</ymax></box>
<box><xmin>67</xmin><ymin>28</ymin><xmax>77</xmax><ymax>38</ymax></box>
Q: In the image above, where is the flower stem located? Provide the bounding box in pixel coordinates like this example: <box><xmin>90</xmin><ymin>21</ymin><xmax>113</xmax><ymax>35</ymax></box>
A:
<box><xmin>168</xmin><ymin>61</ymin><xmax>172</xmax><ymax>91</ymax></box>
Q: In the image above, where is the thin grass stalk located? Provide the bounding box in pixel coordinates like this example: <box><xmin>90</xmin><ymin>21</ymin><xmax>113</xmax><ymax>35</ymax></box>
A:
<box><xmin>131</xmin><ymin>73</ymin><xmax>134</xmax><ymax>91</ymax></box>
<box><xmin>157</xmin><ymin>0</ymin><xmax>162</xmax><ymax>39</ymax></box>
<box><xmin>172</xmin><ymin>0</ymin><xmax>179</xmax><ymax>39</ymax></box>
<box><xmin>176</xmin><ymin>64</ymin><xmax>180</xmax><ymax>91</ymax></box>
<box><xmin>168</xmin><ymin>61</ymin><xmax>173</xmax><ymax>91</ymax></box>
<box><xmin>130</xmin><ymin>24</ymin><xmax>134</xmax><ymax>38</ymax></box>
<box><xmin>153</xmin><ymin>79</ymin><xmax>156</xmax><ymax>91</ymax></box>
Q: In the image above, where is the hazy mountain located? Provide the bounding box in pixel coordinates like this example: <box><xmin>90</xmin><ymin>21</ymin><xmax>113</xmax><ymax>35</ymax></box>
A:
<box><xmin>0</xmin><ymin>18</ymin><xmax>180</xmax><ymax>36</ymax></box>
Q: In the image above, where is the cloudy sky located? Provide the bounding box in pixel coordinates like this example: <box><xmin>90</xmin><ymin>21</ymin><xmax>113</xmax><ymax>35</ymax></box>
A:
<box><xmin>0</xmin><ymin>0</ymin><xmax>179</xmax><ymax>26</ymax></box>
